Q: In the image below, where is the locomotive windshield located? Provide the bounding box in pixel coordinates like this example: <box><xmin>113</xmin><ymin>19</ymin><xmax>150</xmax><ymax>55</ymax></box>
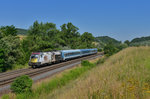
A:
<box><xmin>31</xmin><ymin>54</ymin><xmax>39</xmax><ymax>58</ymax></box>
<box><xmin>30</xmin><ymin>54</ymin><xmax>39</xmax><ymax>63</ymax></box>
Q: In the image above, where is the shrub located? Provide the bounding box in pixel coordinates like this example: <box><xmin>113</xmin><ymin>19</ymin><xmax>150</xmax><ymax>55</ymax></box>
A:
<box><xmin>98</xmin><ymin>48</ymin><xmax>103</xmax><ymax>52</ymax></box>
<box><xmin>96</xmin><ymin>57</ymin><xmax>106</xmax><ymax>65</ymax></box>
<box><xmin>104</xmin><ymin>43</ymin><xmax>118</xmax><ymax>56</ymax></box>
<box><xmin>81</xmin><ymin>60</ymin><xmax>94</xmax><ymax>67</ymax></box>
<box><xmin>11</xmin><ymin>75</ymin><xmax>33</xmax><ymax>94</ymax></box>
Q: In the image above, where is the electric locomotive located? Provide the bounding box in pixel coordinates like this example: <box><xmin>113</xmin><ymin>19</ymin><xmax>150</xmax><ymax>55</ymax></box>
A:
<box><xmin>28</xmin><ymin>51</ymin><xmax>62</xmax><ymax>68</ymax></box>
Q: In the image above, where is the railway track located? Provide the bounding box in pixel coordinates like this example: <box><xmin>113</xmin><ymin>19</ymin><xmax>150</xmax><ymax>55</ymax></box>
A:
<box><xmin>0</xmin><ymin>68</ymin><xmax>32</xmax><ymax>79</ymax></box>
<box><xmin>0</xmin><ymin>53</ymin><xmax>103</xmax><ymax>87</ymax></box>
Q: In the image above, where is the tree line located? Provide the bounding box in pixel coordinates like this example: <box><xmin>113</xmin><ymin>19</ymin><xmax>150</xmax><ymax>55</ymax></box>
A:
<box><xmin>0</xmin><ymin>21</ymin><xmax>95</xmax><ymax>72</ymax></box>
<box><xmin>124</xmin><ymin>36</ymin><xmax>150</xmax><ymax>46</ymax></box>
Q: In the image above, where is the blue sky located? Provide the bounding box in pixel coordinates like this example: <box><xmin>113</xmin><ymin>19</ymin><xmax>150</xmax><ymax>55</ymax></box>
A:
<box><xmin>0</xmin><ymin>0</ymin><xmax>150</xmax><ymax>41</ymax></box>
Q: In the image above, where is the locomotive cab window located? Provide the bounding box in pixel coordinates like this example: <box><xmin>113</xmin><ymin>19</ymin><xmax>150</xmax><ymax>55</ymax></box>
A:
<box><xmin>31</xmin><ymin>54</ymin><xmax>39</xmax><ymax>58</ymax></box>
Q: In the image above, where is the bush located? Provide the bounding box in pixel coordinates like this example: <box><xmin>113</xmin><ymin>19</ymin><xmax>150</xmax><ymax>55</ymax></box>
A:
<box><xmin>81</xmin><ymin>60</ymin><xmax>94</xmax><ymax>67</ymax></box>
<box><xmin>98</xmin><ymin>48</ymin><xmax>103</xmax><ymax>52</ymax></box>
<box><xmin>104</xmin><ymin>43</ymin><xmax>118</xmax><ymax>56</ymax></box>
<box><xmin>11</xmin><ymin>75</ymin><xmax>33</xmax><ymax>94</ymax></box>
<box><xmin>96</xmin><ymin>57</ymin><xmax>106</xmax><ymax>65</ymax></box>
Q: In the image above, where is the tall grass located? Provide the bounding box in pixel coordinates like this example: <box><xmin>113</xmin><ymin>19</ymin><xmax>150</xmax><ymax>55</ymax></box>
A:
<box><xmin>44</xmin><ymin>47</ymin><xmax>150</xmax><ymax>99</ymax></box>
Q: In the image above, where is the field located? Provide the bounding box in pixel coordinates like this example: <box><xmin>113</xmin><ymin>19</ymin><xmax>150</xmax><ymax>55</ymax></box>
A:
<box><xmin>2</xmin><ymin>47</ymin><xmax>150</xmax><ymax>99</ymax></box>
<box><xmin>46</xmin><ymin>47</ymin><xmax>150</xmax><ymax>99</ymax></box>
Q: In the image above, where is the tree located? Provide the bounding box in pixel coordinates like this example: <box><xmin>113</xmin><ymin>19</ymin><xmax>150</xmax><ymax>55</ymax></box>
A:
<box><xmin>0</xmin><ymin>25</ymin><xmax>21</xmax><ymax>71</ymax></box>
<box><xmin>60</xmin><ymin>22</ymin><xmax>80</xmax><ymax>48</ymax></box>
<box><xmin>0</xmin><ymin>25</ymin><xmax>17</xmax><ymax>37</ymax></box>
<box><xmin>0</xmin><ymin>30</ymin><xmax>2</xmax><ymax>39</ymax></box>
<box><xmin>28</xmin><ymin>21</ymin><xmax>40</xmax><ymax>36</ymax></box>
<box><xmin>80</xmin><ymin>32</ymin><xmax>94</xmax><ymax>48</ymax></box>
<box><xmin>116</xmin><ymin>43</ymin><xmax>128</xmax><ymax>50</ymax></box>
<box><xmin>124</xmin><ymin>40</ymin><xmax>130</xmax><ymax>46</ymax></box>
<box><xmin>28</xmin><ymin>21</ymin><xmax>56</xmax><ymax>36</ymax></box>
<box><xmin>0</xmin><ymin>36</ymin><xmax>21</xmax><ymax>69</ymax></box>
<box><xmin>60</xmin><ymin>23</ymin><xmax>79</xmax><ymax>36</ymax></box>
<box><xmin>104</xmin><ymin>42</ymin><xmax>118</xmax><ymax>56</ymax></box>
<box><xmin>21</xmin><ymin>21</ymin><xmax>61</xmax><ymax>60</ymax></box>
<box><xmin>0</xmin><ymin>49</ymin><xmax>5</xmax><ymax>72</ymax></box>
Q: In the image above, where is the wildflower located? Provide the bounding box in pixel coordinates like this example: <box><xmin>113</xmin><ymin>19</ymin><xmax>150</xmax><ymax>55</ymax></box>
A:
<box><xmin>146</xmin><ymin>91</ymin><xmax>150</xmax><ymax>93</ymax></box>
<box><xmin>128</xmin><ymin>86</ymin><xmax>135</xmax><ymax>91</ymax></box>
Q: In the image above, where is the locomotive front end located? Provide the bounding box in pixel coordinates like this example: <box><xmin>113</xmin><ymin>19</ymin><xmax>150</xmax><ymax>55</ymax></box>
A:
<box><xmin>28</xmin><ymin>52</ymin><xmax>41</xmax><ymax>68</ymax></box>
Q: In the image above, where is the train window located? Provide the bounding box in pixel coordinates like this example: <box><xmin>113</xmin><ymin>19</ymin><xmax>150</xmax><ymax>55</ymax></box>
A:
<box><xmin>64</xmin><ymin>51</ymin><xmax>80</xmax><ymax>57</ymax></box>
<box><xmin>83</xmin><ymin>50</ymin><xmax>89</xmax><ymax>54</ymax></box>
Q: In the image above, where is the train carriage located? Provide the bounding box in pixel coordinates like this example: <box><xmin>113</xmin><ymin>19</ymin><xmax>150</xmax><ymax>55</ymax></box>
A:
<box><xmin>61</xmin><ymin>49</ymin><xmax>81</xmax><ymax>60</ymax></box>
<box><xmin>80</xmin><ymin>48</ymin><xmax>98</xmax><ymax>56</ymax></box>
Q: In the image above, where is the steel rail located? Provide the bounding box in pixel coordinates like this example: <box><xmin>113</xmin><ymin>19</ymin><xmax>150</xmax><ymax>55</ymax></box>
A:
<box><xmin>0</xmin><ymin>68</ymin><xmax>32</xmax><ymax>78</ymax></box>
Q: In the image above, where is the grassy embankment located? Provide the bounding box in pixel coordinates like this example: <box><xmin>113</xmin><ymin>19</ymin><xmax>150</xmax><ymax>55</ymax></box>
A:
<box><xmin>3</xmin><ymin>47</ymin><xmax>150</xmax><ymax>99</ymax></box>
<box><xmin>49</xmin><ymin>47</ymin><xmax>150</xmax><ymax>99</ymax></box>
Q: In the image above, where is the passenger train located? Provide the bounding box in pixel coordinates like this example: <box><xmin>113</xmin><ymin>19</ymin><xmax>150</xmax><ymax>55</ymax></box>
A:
<box><xmin>28</xmin><ymin>48</ymin><xmax>97</xmax><ymax>68</ymax></box>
